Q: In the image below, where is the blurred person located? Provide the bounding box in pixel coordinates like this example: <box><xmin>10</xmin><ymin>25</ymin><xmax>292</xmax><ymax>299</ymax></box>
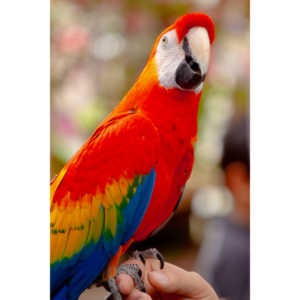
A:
<box><xmin>195</xmin><ymin>114</ymin><xmax>250</xmax><ymax>300</ymax></box>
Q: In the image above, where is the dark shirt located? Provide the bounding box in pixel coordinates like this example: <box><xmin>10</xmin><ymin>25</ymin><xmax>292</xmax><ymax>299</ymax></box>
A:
<box><xmin>196</xmin><ymin>217</ymin><xmax>250</xmax><ymax>300</ymax></box>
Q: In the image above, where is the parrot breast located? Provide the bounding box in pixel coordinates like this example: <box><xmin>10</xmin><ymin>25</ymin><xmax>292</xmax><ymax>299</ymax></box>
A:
<box><xmin>126</xmin><ymin>78</ymin><xmax>201</xmax><ymax>241</ymax></box>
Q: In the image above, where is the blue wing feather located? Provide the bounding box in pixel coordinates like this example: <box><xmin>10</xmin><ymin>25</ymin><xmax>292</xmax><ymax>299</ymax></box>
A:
<box><xmin>51</xmin><ymin>168</ymin><xmax>156</xmax><ymax>300</ymax></box>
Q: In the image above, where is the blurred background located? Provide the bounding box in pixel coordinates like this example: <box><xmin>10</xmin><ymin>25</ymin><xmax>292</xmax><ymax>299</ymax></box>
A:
<box><xmin>51</xmin><ymin>0</ymin><xmax>249</xmax><ymax>299</ymax></box>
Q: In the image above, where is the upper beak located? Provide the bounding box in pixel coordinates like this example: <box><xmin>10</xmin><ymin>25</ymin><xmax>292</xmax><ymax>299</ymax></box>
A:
<box><xmin>175</xmin><ymin>27</ymin><xmax>210</xmax><ymax>90</ymax></box>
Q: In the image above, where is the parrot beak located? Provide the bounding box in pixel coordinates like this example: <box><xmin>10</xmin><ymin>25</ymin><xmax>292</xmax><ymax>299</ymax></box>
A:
<box><xmin>175</xmin><ymin>27</ymin><xmax>210</xmax><ymax>90</ymax></box>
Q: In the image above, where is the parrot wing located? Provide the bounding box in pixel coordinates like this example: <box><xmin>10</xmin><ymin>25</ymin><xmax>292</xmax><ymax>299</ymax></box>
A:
<box><xmin>50</xmin><ymin>111</ymin><xmax>159</xmax><ymax>299</ymax></box>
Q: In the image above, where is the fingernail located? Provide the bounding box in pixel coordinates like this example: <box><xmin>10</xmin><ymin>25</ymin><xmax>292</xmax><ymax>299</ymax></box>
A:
<box><xmin>150</xmin><ymin>271</ymin><xmax>168</xmax><ymax>285</ymax></box>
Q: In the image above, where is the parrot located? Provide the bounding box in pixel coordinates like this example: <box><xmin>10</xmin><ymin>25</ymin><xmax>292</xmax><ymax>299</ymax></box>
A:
<box><xmin>50</xmin><ymin>12</ymin><xmax>215</xmax><ymax>300</ymax></box>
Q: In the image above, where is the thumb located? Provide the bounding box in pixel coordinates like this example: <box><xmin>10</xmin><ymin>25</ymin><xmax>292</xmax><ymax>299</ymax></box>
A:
<box><xmin>148</xmin><ymin>266</ymin><xmax>218</xmax><ymax>300</ymax></box>
<box><xmin>148</xmin><ymin>271</ymin><xmax>172</xmax><ymax>292</ymax></box>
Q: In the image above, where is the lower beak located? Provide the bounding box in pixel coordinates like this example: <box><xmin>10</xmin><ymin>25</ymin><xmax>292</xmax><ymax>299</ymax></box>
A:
<box><xmin>175</xmin><ymin>59</ymin><xmax>205</xmax><ymax>90</ymax></box>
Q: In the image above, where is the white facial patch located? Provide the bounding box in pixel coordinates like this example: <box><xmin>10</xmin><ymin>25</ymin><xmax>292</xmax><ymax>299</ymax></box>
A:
<box><xmin>155</xmin><ymin>27</ymin><xmax>210</xmax><ymax>94</ymax></box>
<box><xmin>155</xmin><ymin>29</ymin><xmax>185</xmax><ymax>90</ymax></box>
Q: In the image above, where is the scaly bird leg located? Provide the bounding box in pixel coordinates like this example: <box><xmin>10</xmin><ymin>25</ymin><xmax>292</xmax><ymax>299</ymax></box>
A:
<box><xmin>132</xmin><ymin>248</ymin><xmax>165</xmax><ymax>269</ymax></box>
<box><xmin>104</xmin><ymin>263</ymin><xmax>145</xmax><ymax>300</ymax></box>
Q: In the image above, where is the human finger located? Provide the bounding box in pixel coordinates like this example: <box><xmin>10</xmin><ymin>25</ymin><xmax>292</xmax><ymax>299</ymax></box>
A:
<box><xmin>123</xmin><ymin>288</ymin><xmax>152</xmax><ymax>300</ymax></box>
<box><xmin>148</xmin><ymin>264</ymin><xmax>218</xmax><ymax>300</ymax></box>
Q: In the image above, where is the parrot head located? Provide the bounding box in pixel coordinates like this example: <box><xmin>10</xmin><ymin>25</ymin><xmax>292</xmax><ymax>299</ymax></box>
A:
<box><xmin>115</xmin><ymin>13</ymin><xmax>215</xmax><ymax>115</ymax></box>
<box><xmin>144</xmin><ymin>13</ymin><xmax>215</xmax><ymax>95</ymax></box>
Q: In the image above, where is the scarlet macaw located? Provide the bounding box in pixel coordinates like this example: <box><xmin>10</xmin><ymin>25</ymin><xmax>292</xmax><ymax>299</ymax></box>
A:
<box><xmin>51</xmin><ymin>13</ymin><xmax>215</xmax><ymax>300</ymax></box>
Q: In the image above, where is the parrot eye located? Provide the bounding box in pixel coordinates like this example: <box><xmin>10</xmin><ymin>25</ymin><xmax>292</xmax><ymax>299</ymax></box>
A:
<box><xmin>162</xmin><ymin>36</ymin><xmax>168</xmax><ymax>44</ymax></box>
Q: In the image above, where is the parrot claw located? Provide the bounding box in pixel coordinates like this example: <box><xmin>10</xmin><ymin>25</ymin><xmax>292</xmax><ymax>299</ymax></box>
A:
<box><xmin>116</xmin><ymin>264</ymin><xmax>146</xmax><ymax>292</ymax></box>
<box><xmin>105</xmin><ymin>277</ymin><xmax>122</xmax><ymax>300</ymax></box>
<box><xmin>104</xmin><ymin>263</ymin><xmax>145</xmax><ymax>300</ymax></box>
<box><xmin>132</xmin><ymin>248</ymin><xmax>165</xmax><ymax>269</ymax></box>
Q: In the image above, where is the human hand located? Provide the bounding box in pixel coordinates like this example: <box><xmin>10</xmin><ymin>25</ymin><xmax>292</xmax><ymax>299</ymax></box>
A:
<box><xmin>116</xmin><ymin>258</ymin><xmax>219</xmax><ymax>300</ymax></box>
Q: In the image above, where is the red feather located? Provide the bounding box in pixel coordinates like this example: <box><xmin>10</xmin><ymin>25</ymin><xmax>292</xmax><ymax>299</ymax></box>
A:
<box><xmin>175</xmin><ymin>12</ymin><xmax>215</xmax><ymax>43</ymax></box>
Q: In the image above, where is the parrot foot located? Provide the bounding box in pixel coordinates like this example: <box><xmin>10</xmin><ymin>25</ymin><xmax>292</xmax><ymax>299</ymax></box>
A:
<box><xmin>132</xmin><ymin>248</ymin><xmax>164</xmax><ymax>269</ymax></box>
<box><xmin>104</xmin><ymin>263</ymin><xmax>145</xmax><ymax>300</ymax></box>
